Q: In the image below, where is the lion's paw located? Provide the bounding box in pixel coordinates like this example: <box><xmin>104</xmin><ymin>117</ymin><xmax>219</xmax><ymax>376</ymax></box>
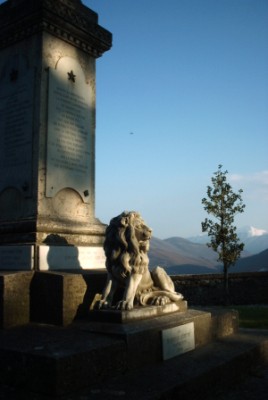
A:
<box><xmin>97</xmin><ymin>300</ymin><xmax>111</xmax><ymax>310</ymax></box>
<box><xmin>152</xmin><ymin>295</ymin><xmax>170</xmax><ymax>306</ymax></box>
<box><xmin>116</xmin><ymin>300</ymin><xmax>134</xmax><ymax>311</ymax></box>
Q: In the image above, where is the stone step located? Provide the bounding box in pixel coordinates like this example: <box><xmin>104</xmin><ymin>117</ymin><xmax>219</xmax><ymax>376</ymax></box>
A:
<box><xmin>0</xmin><ymin>324</ymin><xmax>126</xmax><ymax>396</ymax></box>
<box><xmin>80</xmin><ymin>328</ymin><xmax>268</xmax><ymax>400</ymax></box>
<box><xmin>0</xmin><ymin>328</ymin><xmax>268</xmax><ymax>399</ymax></box>
<box><xmin>0</xmin><ymin>307</ymin><xmax>238</xmax><ymax>396</ymax></box>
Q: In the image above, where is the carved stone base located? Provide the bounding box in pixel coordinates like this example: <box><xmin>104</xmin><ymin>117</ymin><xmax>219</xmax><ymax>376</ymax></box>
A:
<box><xmin>89</xmin><ymin>300</ymin><xmax>188</xmax><ymax>323</ymax></box>
<box><xmin>80</xmin><ymin>308</ymin><xmax>239</xmax><ymax>369</ymax></box>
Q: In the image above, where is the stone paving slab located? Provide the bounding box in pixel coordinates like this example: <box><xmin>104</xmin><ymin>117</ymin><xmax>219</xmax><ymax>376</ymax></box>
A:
<box><xmin>0</xmin><ymin>329</ymin><xmax>268</xmax><ymax>399</ymax></box>
<box><xmin>0</xmin><ymin>330</ymin><xmax>268</xmax><ymax>400</ymax></box>
<box><xmin>76</xmin><ymin>328</ymin><xmax>268</xmax><ymax>400</ymax></box>
<box><xmin>0</xmin><ymin>324</ymin><xmax>127</xmax><ymax>396</ymax></box>
<box><xmin>0</xmin><ymin>307</ymin><xmax>239</xmax><ymax>397</ymax></box>
<box><xmin>0</xmin><ymin>308</ymin><xmax>216</xmax><ymax>395</ymax></box>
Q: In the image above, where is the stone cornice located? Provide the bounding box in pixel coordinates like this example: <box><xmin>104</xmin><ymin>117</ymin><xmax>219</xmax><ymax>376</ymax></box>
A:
<box><xmin>0</xmin><ymin>0</ymin><xmax>112</xmax><ymax>57</ymax></box>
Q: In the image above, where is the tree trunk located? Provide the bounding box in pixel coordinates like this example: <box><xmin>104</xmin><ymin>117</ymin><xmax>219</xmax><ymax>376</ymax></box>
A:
<box><xmin>223</xmin><ymin>263</ymin><xmax>230</xmax><ymax>305</ymax></box>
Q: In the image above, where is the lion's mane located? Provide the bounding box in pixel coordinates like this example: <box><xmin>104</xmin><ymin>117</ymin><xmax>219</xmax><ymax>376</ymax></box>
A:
<box><xmin>103</xmin><ymin>211</ymin><xmax>150</xmax><ymax>278</ymax></box>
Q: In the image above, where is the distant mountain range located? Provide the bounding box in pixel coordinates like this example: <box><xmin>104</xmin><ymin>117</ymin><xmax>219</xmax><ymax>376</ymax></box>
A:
<box><xmin>148</xmin><ymin>226</ymin><xmax>268</xmax><ymax>274</ymax></box>
<box><xmin>188</xmin><ymin>226</ymin><xmax>268</xmax><ymax>254</ymax></box>
<box><xmin>234</xmin><ymin>249</ymin><xmax>268</xmax><ymax>273</ymax></box>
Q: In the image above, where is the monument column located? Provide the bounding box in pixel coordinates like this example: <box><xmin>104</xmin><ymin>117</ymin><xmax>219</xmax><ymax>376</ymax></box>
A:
<box><xmin>0</xmin><ymin>0</ymin><xmax>112</xmax><ymax>270</ymax></box>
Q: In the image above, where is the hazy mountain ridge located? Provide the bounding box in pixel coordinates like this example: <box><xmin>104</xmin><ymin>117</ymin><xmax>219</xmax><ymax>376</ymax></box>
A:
<box><xmin>188</xmin><ymin>226</ymin><xmax>268</xmax><ymax>255</ymax></box>
<box><xmin>149</xmin><ymin>236</ymin><xmax>221</xmax><ymax>274</ymax></box>
<box><xmin>149</xmin><ymin>230</ymin><xmax>268</xmax><ymax>274</ymax></box>
<box><xmin>232</xmin><ymin>249</ymin><xmax>268</xmax><ymax>273</ymax></box>
<box><xmin>149</xmin><ymin>237</ymin><xmax>220</xmax><ymax>271</ymax></box>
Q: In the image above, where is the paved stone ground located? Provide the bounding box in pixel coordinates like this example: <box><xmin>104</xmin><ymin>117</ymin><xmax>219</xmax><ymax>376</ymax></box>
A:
<box><xmin>1</xmin><ymin>354</ymin><xmax>267</xmax><ymax>399</ymax></box>
<box><xmin>79</xmin><ymin>366</ymin><xmax>268</xmax><ymax>400</ymax></box>
<box><xmin>211</xmin><ymin>364</ymin><xmax>268</xmax><ymax>400</ymax></box>
<box><xmin>1</xmin><ymin>326</ymin><xmax>267</xmax><ymax>400</ymax></box>
<box><xmin>1</xmin><ymin>365</ymin><xmax>268</xmax><ymax>400</ymax></box>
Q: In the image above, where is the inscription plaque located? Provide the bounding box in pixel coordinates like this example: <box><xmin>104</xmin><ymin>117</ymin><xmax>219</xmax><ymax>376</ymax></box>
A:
<box><xmin>0</xmin><ymin>246</ymin><xmax>34</xmax><ymax>270</ymax></box>
<box><xmin>162</xmin><ymin>322</ymin><xmax>195</xmax><ymax>360</ymax></box>
<box><xmin>39</xmin><ymin>245</ymin><xmax>106</xmax><ymax>270</ymax></box>
<box><xmin>47</xmin><ymin>57</ymin><xmax>92</xmax><ymax>202</ymax></box>
<box><xmin>0</xmin><ymin>69</ymin><xmax>34</xmax><ymax>194</ymax></box>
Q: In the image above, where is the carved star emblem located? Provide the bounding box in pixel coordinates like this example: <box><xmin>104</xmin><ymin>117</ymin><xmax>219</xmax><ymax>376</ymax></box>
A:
<box><xmin>67</xmin><ymin>70</ymin><xmax>76</xmax><ymax>82</ymax></box>
<box><xmin>10</xmin><ymin>69</ymin><xmax>19</xmax><ymax>82</ymax></box>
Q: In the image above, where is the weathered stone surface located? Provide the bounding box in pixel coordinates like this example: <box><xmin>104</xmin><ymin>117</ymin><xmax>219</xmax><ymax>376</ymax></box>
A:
<box><xmin>0</xmin><ymin>0</ymin><xmax>112</xmax><ymax>56</ymax></box>
<box><xmin>0</xmin><ymin>68</ymin><xmax>35</xmax><ymax>197</ymax></box>
<box><xmin>0</xmin><ymin>0</ymin><xmax>111</xmax><ymax>269</ymax></box>
<box><xmin>0</xmin><ymin>272</ymin><xmax>33</xmax><ymax>328</ymax></box>
<box><xmin>0</xmin><ymin>246</ymin><xmax>34</xmax><ymax>270</ymax></box>
<box><xmin>30</xmin><ymin>271</ymin><xmax>107</xmax><ymax>325</ymax></box>
<box><xmin>209</xmin><ymin>307</ymin><xmax>239</xmax><ymax>338</ymax></box>
<box><xmin>1</xmin><ymin>326</ymin><xmax>267</xmax><ymax>398</ymax></box>
<box><xmin>0</xmin><ymin>325</ymin><xmax>126</xmax><ymax>396</ymax></box>
<box><xmin>39</xmin><ymin>244</ymin><xmax>106</xmax><ymax>270</ymax></box>
<box><xmin>47</xmin><ymin>57</ymin><xmax>92</xmax><ymax>202</ymax></box>
<box><xmin>89</xmin><ymin>300</ymin><xmax>188</xmax><ymax>323</ymax></box>
<box><xmin>83</xmin><ymin>308</ymin><xmax>239</xmax><ymax>369</ymax></box>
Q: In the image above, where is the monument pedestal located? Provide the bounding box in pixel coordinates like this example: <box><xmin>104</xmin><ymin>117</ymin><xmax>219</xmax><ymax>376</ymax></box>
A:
<box><xmin>0</xmin><ymin>307</ymin><xmax>243</xmax><ymax>397</ymax></box>
<box><xmin>0</xmin><ymin>0</ymin><xmax>112</xmax><ymax>270</ymax></box>
<box><xmin>0</xmin><ymin>271</ymin><xmax>33</xmax><ymax>328</ymax></box>
<box><xmin>0</xmin><ymin>270</ymin><xmax>107</xmax><ymax>329</ymax></box>
<box><xmin>86</xmin><ymin>305</ymin><xmax>239</xmax><ymax>367</ymax></box>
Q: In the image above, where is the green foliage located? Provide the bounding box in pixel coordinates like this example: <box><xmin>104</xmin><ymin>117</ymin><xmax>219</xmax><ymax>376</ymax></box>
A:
<box><xmin>202</xmin><ymin>165</ymin><xmax>246</xmax><ymax>269</ymax></box>
<box><xmin>201</xmin><ymin>165</ymin><xmax>246</xmax><ymax>303</ymax></box>
<box><xmin>230</xmin><ymin>306</ymin><xmax>268</xmax><ymax>329</ymax></box>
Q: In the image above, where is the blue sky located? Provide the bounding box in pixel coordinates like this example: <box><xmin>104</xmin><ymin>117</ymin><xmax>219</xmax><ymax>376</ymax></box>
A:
<box><xmin>85</xmin><ymin>0</ymin><xmax>268</xmax><ymax>238</ymax></box>
<box><xmin>2</xmin><ymin>0</ymin><xmax>267</xmax><ymax>239</ymax></box>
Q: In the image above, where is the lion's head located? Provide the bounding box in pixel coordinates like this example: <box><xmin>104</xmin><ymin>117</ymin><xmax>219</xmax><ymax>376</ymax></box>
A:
<box><xmin>103</xmin><ymin>211</ymin><xmax>152</xmax><ymax>277</ymax></box>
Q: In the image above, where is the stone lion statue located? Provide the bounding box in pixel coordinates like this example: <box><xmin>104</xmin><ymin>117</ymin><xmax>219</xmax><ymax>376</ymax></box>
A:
<box><xmin>98</xmin><ymin>211</ymin><xmax>183</xmax><ymax>310</ymax></box>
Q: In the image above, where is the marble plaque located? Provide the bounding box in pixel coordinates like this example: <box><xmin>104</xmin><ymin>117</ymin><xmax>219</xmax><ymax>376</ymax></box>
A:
<box><xmin>39</xmin><ymin>245</ymin><xmax>106</xmax><ymax>270</ymax></box>
<box><xmin>0</xmin><ymin>246</ymin><xmax>34</xmax><ymax>270</ymax></box>
<box><xmin>47</xmin><ymin>57</ymin><xmax>91</xmax><ymax>203</ymax></box>
<box><xmin>0</xmin><ymin>68</ymin><xmax>34</xmax><ymax>194</ymax></box>
<box><xmin>162</xmin><ymin>322</ymin><xmax>195</xmax><ymax>360</ymax></box>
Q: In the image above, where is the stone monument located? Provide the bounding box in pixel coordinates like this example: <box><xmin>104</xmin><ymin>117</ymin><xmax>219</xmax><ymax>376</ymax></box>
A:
<box><xmin>0</xmin><ymin>0</ymin><xmax>112</xmax><ymax>270</ymax></box>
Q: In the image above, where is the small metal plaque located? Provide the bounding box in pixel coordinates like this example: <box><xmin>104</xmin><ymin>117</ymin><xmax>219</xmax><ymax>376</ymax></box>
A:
<box><xmin>0</xmin><ymin>246</ymin><xmax>34</xmax><ymax>270</ymax></box>
<box><xmin>162</xmin><ymin>322</ymin><xmax>195</xmax><ymax>360</ymax></box>
<box><xmin>46</xmin><ymin>57</ymin><xmax>92</xmax><ymax>202</ymax></box>
<box><xmin>39</xmin><ymin>246</ymin><xmax>106</xmax><ymax>270</ymax></box>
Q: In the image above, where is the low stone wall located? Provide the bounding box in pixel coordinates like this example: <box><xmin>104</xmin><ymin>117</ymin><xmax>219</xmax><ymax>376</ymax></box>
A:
<box><xmin>173</xmin><ymin>272</ymin><xmax>268</xmax><ymax>306</ymax></box>
<box><xmin>1</xmin><ymin>271</ymin><xmax>267</xmax><ymax>329</ymax></box>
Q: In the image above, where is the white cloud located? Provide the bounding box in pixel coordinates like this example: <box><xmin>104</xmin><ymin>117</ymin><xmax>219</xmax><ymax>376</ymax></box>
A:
<box><xmin>230</xmin><ymin>170</ymin><xmax>268</xmax><ymax>192</ymax></box>
<box><xmin>229</xmin><ymin>170</ymin><xmax>268</xmax><ymax>205</ymax></box>
<box><xmin>249</xmin><ymin>226</ymin><xmax>267</xmax><ymax>237</ymax></box>
<box><xmin>230</xmin><ymin>170</ymin><xmax>268</xmax><ymax>185</ymax></box>
<box><xmin>230</xmin><ymin>173</ymin><xmax>244</xmax><ymax>182</ymax></box>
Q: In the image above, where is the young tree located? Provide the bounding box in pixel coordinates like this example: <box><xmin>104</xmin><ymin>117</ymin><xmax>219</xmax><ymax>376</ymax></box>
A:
<box><xmin>201</xmin><ymin>165</ymin><xmax>246</xmax><ymax>304</ymax></box>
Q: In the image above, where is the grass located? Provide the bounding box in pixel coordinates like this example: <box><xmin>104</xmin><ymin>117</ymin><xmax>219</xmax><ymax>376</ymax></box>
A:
<box><xmin>230</xmin><ymin>306</ymin><xmax>268</xmax><ymax>329</ymax></box>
